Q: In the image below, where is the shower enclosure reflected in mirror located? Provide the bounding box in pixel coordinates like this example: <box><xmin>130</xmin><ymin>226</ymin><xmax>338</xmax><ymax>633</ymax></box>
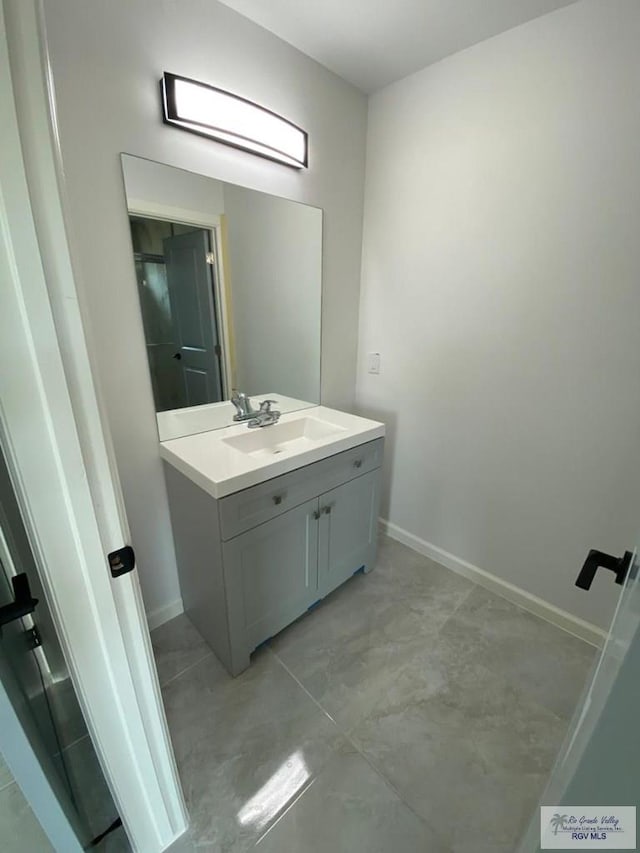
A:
<box><xmin>120</xmin><ymin>154</ymin><xmax>323</xmax><ymax>440</ymax></box>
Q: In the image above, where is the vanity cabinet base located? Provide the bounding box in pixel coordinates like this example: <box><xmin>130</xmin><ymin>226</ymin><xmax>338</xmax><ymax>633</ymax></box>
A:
<box><xmin>163</xmin><ymin>439</ymin><xmax>383</xmax><ymax>677</ymax></box>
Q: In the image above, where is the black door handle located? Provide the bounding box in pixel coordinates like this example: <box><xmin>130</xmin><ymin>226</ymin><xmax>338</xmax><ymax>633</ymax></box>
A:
<box><xmin>172</xmin><ymin>352</ymin><xmax>182</xmax><ymax>360</ymax></box>
<box><xmin>0</xmin><ymin>573</ymin><xmax>38</xmax><ymax>629</ymax></box>
<box><xmin>576</xmin><ymin>549</ymin><xmax>633</xmax><ymax>591</ymax></box>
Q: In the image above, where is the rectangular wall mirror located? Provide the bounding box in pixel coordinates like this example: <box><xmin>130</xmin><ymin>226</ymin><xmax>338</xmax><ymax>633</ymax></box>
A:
<box><xmin>120</xmin><ymin>154</ymin><xmax>323</xmax><ymax>440</ymax></box>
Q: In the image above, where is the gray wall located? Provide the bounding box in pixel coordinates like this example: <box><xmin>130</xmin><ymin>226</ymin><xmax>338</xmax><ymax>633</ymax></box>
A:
<box><xmin>41</xmin><ymin>0</ymin><xmax>368</xmax><ymax>620</ymax></box>
<box><xmin>356</xmin><ymin>0</ymin><xmax>640</xmax><ymax>629</ymax></box>
<box><xmin>224</xmin><ymin>183</ymin><xmax>322</xmax><ymax>400</ymax></box>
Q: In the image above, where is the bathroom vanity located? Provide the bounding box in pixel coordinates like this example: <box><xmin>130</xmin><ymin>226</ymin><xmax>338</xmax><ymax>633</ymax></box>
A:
<box><xmin>120</xmin><ymin>155</ymin><xmax>385</xmax><ymax>676</ymax></box>
<box><xmin>161</xmin><ymin>406</ymin><xmax>384</xmax><ymax>676</ymax></box>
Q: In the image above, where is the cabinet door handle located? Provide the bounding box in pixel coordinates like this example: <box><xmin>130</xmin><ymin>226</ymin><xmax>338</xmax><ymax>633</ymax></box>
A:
<box><xmin>353</xmin><ymin>459</ymin><xmax>363</xmax><ymax>469</ymax></box>
<box><xmin>323</xmin><ymin>505</ymin><xmax>332</xmax><ymax>515</ymax></box>
<box><xmin>312</xmin><ymin>510</ymin><xmax>321</xmax><ymax>520</ymax></box>
<box><xmin>273</xmin><ymin>495</ymin><xmax>283</xmax><ymax>505</ymax></box>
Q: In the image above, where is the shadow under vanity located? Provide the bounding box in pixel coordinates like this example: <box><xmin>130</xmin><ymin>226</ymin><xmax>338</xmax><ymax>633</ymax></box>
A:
<box><xmin>121</xmin><ymin>154</ymin><xmax>385</xmax><ymax>676</ymax></box>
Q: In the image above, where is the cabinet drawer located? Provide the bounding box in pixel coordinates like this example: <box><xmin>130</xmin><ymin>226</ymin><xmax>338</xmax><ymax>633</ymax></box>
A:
<box><xmin>313</xmin><ymin>438</ymin><xmax>383</xmax><ymax>491</ymax></box>
<box><xmin>218</xmin><ymin>438</ymin><xmax>383</xmax><ymax>540</ymax></box>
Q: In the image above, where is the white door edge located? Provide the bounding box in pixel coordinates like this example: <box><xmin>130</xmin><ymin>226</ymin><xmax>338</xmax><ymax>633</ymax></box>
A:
<box><xmin>0</xmin><ymin>2</ymin><xmax>188</xmax><ymax>850</ymax></box>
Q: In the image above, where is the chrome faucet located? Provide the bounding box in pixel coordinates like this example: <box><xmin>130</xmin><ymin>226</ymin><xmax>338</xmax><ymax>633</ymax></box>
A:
<box><xmin>247</xmin><ymin>400</ymin><xmax>281</xmax><ymax>429</ymax></box>
<box><xmin>231</xmin><ymin>390</ymin><xmax>257</xmax><ymax>421</ymax></box>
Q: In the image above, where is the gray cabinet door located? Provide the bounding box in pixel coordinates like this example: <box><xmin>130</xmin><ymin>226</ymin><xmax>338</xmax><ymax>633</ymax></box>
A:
<box><xmin>223</xmin><ymin>498</ymin><xmax>320</xmax><ymax>660</ymax></box>
<box><xmin>318</xmin><ymin>470</ymin><xmax>380</xmax><ymax>598</ymax></box>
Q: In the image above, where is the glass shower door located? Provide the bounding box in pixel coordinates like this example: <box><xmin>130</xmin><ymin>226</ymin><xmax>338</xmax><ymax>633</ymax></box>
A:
<box><xmin>0</xmin><ymin>561</ymin><xmax>85</xmax><ymax>851</ymax></box>
<box><xmin>0</xmin><ymin>443</ymin><xmax>126</xmax><ymax>851</ymax></box>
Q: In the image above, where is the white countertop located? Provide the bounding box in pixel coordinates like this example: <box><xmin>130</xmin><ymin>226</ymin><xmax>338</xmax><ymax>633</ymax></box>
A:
<box><xmin>159</xmin><ymin>405</ymin><xmax>385</xmax><ymax>498</ymax></box>
<box><xmin>156</xmin><ymin>393</ymin><xmax>316</xmax><ymax>441</ymax></box>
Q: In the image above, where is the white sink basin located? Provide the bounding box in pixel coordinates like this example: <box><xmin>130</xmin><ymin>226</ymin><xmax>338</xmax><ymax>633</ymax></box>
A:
<box><xmin>222</xmin><ymin>416</ymin><xmax>346</xmax><ymax>458</ymax></box>
<box><xmin>159</xmin><ymin>405</ymin><xmax>385</xmax><ymax>498</ymax></box>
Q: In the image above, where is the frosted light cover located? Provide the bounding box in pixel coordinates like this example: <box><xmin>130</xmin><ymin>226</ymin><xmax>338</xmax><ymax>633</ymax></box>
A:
<box><xmin>161</xmin><ymin>73</ymin><xmax>308</xmax><ymax>169</ymax></box>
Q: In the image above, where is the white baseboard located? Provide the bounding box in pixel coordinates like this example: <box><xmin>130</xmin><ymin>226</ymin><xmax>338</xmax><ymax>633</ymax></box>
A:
<box><xmin>146</xmin><ymin>598</ymin><xmax>184</xmax><ymax>631</ymax></box>
<box><xmin>379</xmin><ymin>518</ymin><xmax>607</xmax><ymax>648</ymax></box>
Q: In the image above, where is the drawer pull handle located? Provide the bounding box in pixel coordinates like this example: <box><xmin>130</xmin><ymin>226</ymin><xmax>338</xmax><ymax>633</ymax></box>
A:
<box><xmin>323</xmin><ymin>505</ymin><xmax>332</xmax><ymax>515</ymax></box>
<box><xmin>354</xmin><ymin>459</ymin><xmax>363</xmax><ymax>469</ymax></box>
<box><xmin>273</xmin><ymin>495</ymin><xmax>283</xmax><ymax>505</ymax></box>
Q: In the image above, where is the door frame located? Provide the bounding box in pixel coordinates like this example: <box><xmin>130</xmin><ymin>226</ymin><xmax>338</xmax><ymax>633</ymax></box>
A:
<box><xmin>126</xmin><ymin>200</ymin><xmax>235</xmax><ymax>401</ymax></box>
<box><xmin>1</xmin><ymin>2</ymin><xmax>188</xmax><ymax>850</ymax></box>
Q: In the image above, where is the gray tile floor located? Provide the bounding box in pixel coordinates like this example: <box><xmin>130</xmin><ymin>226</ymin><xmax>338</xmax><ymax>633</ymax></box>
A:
<box><xmin>152</xmin><ymin>536</ymin><xmax>597</xmax><ymax>853</ymax></box>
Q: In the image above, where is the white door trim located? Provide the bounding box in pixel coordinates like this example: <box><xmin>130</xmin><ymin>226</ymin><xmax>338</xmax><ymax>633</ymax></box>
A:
<box><xmin>127</xmin><ymin>198</ymin><xmax>222</xmax><ymax>230</ymax></box>
<box><xmin>1</xmin><ymin>2</ymin><xmax>187</xmax><ymax>850</ymax></box>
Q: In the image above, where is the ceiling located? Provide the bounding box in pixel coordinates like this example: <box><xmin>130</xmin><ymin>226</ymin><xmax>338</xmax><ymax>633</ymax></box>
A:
<box><xmin>218</xmin><ymin>0</ymin><xmax>578</xmax><ymax>93</ymax></box>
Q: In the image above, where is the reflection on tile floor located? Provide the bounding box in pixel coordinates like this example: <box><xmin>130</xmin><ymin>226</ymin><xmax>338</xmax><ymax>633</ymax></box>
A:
<box><xmin>152</xmin><ymin>535</ymin><xmax>597</xmax><ymax>853</ymax></box>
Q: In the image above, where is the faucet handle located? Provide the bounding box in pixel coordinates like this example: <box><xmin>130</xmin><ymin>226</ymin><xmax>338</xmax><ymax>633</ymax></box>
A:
<box><xmin>231</xmin><ymin>390</ymin><xmax>255</xmax><ymax>421</ymax></box>
<box><xmin>259</xmin><ymin>399</ymin><xmax>277</xmax><ymax>412</ymax></box>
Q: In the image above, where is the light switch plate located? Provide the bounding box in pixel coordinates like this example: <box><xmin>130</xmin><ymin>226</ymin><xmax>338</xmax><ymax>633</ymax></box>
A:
<box><xmin>367</xmin><ymin>352</ymin><xmax>381</xmax><ymax>374</ymax></box>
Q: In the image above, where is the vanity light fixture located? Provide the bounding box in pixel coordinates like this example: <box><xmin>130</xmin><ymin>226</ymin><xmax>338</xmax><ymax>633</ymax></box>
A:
<box><xmin>160</xmin><ymin>72</ymin><xmax>308</xmax><ymax>169</ymax></box>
